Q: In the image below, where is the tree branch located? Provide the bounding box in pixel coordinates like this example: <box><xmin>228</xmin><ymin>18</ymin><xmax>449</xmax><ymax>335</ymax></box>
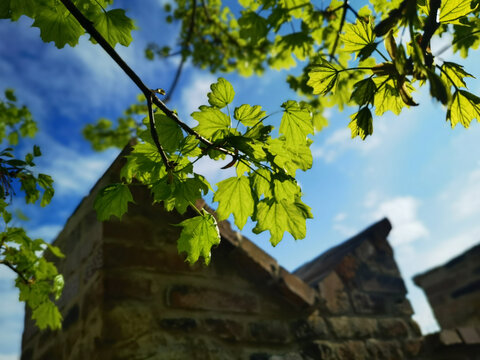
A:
<box><xmin>329</xmin><ymin>0</ymin><xmax>348</xmax><ymax>61</ymax></box>
<box><xmin>58</xmin><ymin>0</ymin><xmax>235</xmax><ymax>157</ymax></box>
<box><xmin>0</xmin><ymin>260</ymin><xmax>29</xmax><ymax>284</ymax></box>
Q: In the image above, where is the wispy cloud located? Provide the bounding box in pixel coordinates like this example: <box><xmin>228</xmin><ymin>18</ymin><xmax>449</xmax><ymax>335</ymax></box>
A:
<box><xmin>450</xmin><ymin>169</ymin><xmax>480</xmax><ymax>220</ymax></box>
<box><xmin>369</xmin><ymin>196</ymin><xmax>429</xmax><ymax>246</ymax></box>
<box><xmin>179</xmin><ymin>72</ymin><xmax>216</xmax><ymax>122</ymax></box>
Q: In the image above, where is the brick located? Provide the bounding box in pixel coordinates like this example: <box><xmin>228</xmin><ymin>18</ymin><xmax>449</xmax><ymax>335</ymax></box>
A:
<box><xmin>337</xmin><ymin>341</ymin><xmax>367</xmax><ymax>360</ymax></box>
<box><xmin>167</xmin><ymin>285</ymin><xmax>259</xmax><ymax>313</ymax></box>
<box><xmin>377</xmin><ymin>318</ymin><xmax>409</xmax><ymax>338</ymax></box>
<box><xmin>292</xmin><ymin>313</ymin><xmax>329</xmax><ymax>340</ymax></box>
<box><xmin>438</xmin><ymin>329</ymin><xmax>462</xmax><ymax>345</ymax></box>
<box><xmin>318</xmin><ymin>271</ymin><xmax>351</xmax><ymax>314</ymax></box>
<box><xmin>350</xmin><ymin>291</ymin><xmax>413</xmax><ymax>316</ymax></box>
<box><xmin>328</xmin><ymin>316</ymin><xmax>377</xmax><ymax>339</ymax></box>
<box><xmin>403</xmin><ymin>338</ymin><xmax>423</xmax><ymax>357</ymax></box>
<box><xmin>335</xmin><ymin>254</ymin><xmax>358</xmax><ymax>283</ymax></box>
<box><xmin>278</xmin><ymin>267</ymin><xmax>316</xmax><ymax>307</ymax></box>
<box><xmin>365</xmin><ymin>340</ymin><xmax>403</xmax><ymax>360</ymax></box>
<box><xmin>160</xmin><ymin>318</ymin><xmax>197</xmax><ymax>332</ymax></box>
<box><xmin>103</xmin><ymin>304</ymin><xmax>154</xmax><ymax>341</ymax></box>
<box><xmin>63</xmin><ymin>304</ymin><xmax>80</xmax><ymax>330</ymax></box>
<box><xmin>354</xmin><ymin>264</ymin><xmax>406</xmax><ymax>294</ymax></box>
<box><xmin>457</xmin><ymin>326</ymin><xmax>480</xmax><ymax>344</ymax></box>
<box><xmin>249</xmin><ymin>320</ymin><xmax>291</xmax><ymax>343</ymax></box>
<box><xmin>303</xmin><ymin>340</ymin><xmax>339</xmax><ymax>360</ymax></box>
<box><xmin>104</xmin><ymin>273</ymin><xmax>156</xmax><ymax>300</ymax></box>
<box><xmin>81</xmin><ymin>274</ymin><xmax>104</xmax><ymax>321</ymax></box>
<box><xmin>203</xmin><ymin>318</ymin><xmax>245</xmax><ymax>341</ymax></box>
<box><xmin>83</xmin><ymin>245</ymin><xmax>103</xmax><ymax>284</ymax></box>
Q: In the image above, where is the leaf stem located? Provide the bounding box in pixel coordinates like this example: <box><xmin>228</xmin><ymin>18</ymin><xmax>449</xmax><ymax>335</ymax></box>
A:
<box><xmin>329</xmin><ymin>0</ymin><xmax>348</xmax><ymax>61</ymax></box>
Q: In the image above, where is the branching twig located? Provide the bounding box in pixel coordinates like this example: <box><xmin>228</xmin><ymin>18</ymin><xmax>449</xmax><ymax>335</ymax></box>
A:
<box><xmin>164</xmin><ymin>0</ymin><xmax>197</xmax><ymax>102</ymax></box>
<box><xmin>147</xmin><ymin>94</ymin><xmax>171</xmax><ymax>168</ymax></box>
<box><xmin>58</xmin><ymin>0</ymin><xmax>235</xmax><ymax>158</ymax></box>
<box><xmin>0</xmin><ymin>260</ymin><xmax>29</xmax><ymax>284</ymax></box>
<box><xmin>329</xmin><ymin>0</ymin><xmax>348</xmax><ymax>61</ymax></box>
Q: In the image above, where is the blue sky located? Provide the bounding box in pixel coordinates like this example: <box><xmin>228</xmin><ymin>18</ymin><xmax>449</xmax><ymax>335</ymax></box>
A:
<box><xmin>1</xmin><ymin>1</ymin><xmax>480</xmax><ymax>358</ymax></box>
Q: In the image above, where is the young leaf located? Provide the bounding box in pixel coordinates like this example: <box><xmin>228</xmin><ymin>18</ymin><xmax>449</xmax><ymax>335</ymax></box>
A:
<box><xmin>213</xmin><ymin>176</ymin><xmax>254</xmax><ymax>230</ymax></box>
<box><xmin>92</xmin><ymin>9</ymin><xmax>135</xmax><ymax>47</ymax></box>
<box><xmin>348</xmin><ymin>107</ymin><xmax>373</xmax><ymax>140</ymax></box>
<box><xmin>192</xmin><ymin>107</ymin><xmax>230</xmax><ymax>140</ymax></box>
<box><xmin>448</xmin><ymin>90</ymin><xmax>480</xmax><ymax>128</ymax></box>
<box><xmin>234</xmin><ymin>104</ymin><xmax>266</xmax><ymax>126</ymax></box>
<box><xmin>94</xmin><ymin>183</ymin><xmax>134</xmax><ymax>221</ymax></box>
<box><xmin>350</xmin><ymin>78</ymin><xmax>376</xmax><ymax>106</ymax></box>
<box><xmin>207</xmin><ymin>78</ymin><xmax>235</xmax><ymax>108</ymax></box>
<box><xmin>427</xmin><ymin>69</ymin><xmax>450</xmax><ymax>105</ymax></box>
<box><xmin>31</xmin><ymin>301</ymin><xmax>62</xmax><ymax>330</ymax></box>
<box><xmin>441</xmin><ymin>62</ymin><xmax>475</xmax><ymax>88</ymax></box>
<box><xmin>32</xmin><ymin>6</ymin><xmax>85</xmax><ymax>48</ymax></box>
<box><xmin>177</xmin><ymin>212</ymin><xmax>220</xmax><ymax>265</ymax></box>
<box><xmin>307</xmin><ymin>63</ymin><xmax>338</xmax><ymax>95</ymax></box>
<box><xmin>268</xmin><ymin>139</ymin><xmax>312</xmax><ymax>175</ymax></box>
<box><xmin>439</xmin><ymin>0</ymin><xmax>477</xmax><ymax>24</ymax></box>
<box><xmin>253</xmin><ymin>198</ymin><xmax>309</xmax><ymax>246</ymax></box>
<box><xmin>279</xmin><ymin>101</ymin><xmax>313</xmax><ymax>145</ymax></box>
<box><xmin>153</xmin><ymin>113</ymin><xmax>184</xmax><ymax>153</ymax></box>
<box><xmin>341</xmin><ymin>18</ymin><xmax>376</xmax><ymax>58</ymax></box>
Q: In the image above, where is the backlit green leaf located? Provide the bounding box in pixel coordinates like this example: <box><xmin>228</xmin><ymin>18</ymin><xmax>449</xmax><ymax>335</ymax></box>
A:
<box><xmin>214</xmin><ymin>176</ymin><xmax>254</xmax><ymax>229</ymax></box>
<box><xmin>207</xmin><ymin>78</ymin><xmax>235</xmax><ymax>108</ymax></box>
<box><xmin>439</xmin><ymin>0</ymin><xmax>476</xmax><ymax>24</ymax></box>
<box><xmin>177</xmin><ymin>212</ymin><xmax>220</xmax><ymax>265</ymax></box>
<box><xmin>351</xmin><ymin>78</ymin><xmax>376</xmax><ymax>106</ymax></box>
<box><xmin>279</xmin><ymin>100</ymin><xmax>313</xmax><ymax>145</ymax></box>
<box><xmin>94</xmin><ymin>183</ymin><xmax>134</xmax><ymax>221</ymax></box>
<box><xmin>31</xmin><ymin>301</ymin><xmax>62</xmax><ymax>330</ymax></box>
<box><xmin>92</xmin><ymin>9</ymin><xmax>135</xmax><ymax>47</ymax></box>
<box><xmin>441</xmin><ymin>62</ymin><xmax>475</xmax><ymax>89</ymax></box>
<box><xmin>192</xmin><ymin>107</ymin><xmax>230</xmax><ymax>140</ymax></box>
<box><xmin>348</xmin><ymin>107</ymin><xmax>373</xmax><ymax>140</ymax></box>
<box><xmin>307</xmin><ymin>63</ymin><xmax>338</xmax><ymax>95</ymax></box>
<box><xmin>234</xmin><ymin>104</ymin><xmax>266</xmax><ymax>126</ymax></box>
<box><xmin>448</xmin><ymin>90</ymin><xmax>480</xmax><ymax>128</ymax></box>
<box><xmin>341</xmin><ymin>18</ymin><xmax>376</xmax><ymax>58</ymax></box>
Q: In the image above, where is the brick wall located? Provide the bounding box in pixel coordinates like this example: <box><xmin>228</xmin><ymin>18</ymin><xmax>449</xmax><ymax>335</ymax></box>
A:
<box><xmin>21</xmin><ymin>151</ymin><xmax>425</xmax><ymax>360</ymax></box>
<box><xmin>414</xmin><ymin>244</ymin><xmax>480</xmax><ymax>329</ymax></box>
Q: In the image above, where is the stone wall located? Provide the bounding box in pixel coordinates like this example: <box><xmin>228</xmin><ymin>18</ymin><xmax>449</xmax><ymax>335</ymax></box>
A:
<box><xmin>21</xmin><ymin>151</ymin><xmax>424</xmax><ymax>360</ymax></box>
<box><xmin>414</xmin><ymin>244</ymin><xmax>480</xmax><ymax>329</ymax></box>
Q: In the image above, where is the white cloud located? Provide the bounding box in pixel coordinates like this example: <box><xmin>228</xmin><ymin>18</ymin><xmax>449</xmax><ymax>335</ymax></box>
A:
<box><xmin>451</xmin><ymin>169</ymin><xmax>480</xmax><ymax>219</ymax></box>
<box><xmin>332</xmin><ymin>212</ymin><xmax>356</xmax><ymax>237</ymax></box>
<box><xmin>36</xmin><ymin>136</ymin><xmax>119</xmax><ymax>196</ymax></box>
<box><xmin>179</xmin><ymin>72</ymin><xmax>216</xmax><ymax>121</ymax></box>
<box><xmin>370</xmin><ymin>196</ymin><xmax>429</xmax><ymax>246</ymax></box>
<box><xmin>27</xmin><ymin>224</ymin><xmax>63</xmax><ymax>243</ymax></box>
<box><xmin>0</xmin><ymin>354</ymin><xmax>19</xmax><ymax>360</ymax></box>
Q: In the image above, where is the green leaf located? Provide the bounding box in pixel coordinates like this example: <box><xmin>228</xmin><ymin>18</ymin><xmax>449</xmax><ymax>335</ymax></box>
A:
<box><xmin>448</xmin><ymin>90</ymin><xmax>480</xmax><ymax>128</ymax></box>
<box><xmin>92</xmin><ymin>9</ymin><xmax>135</xmax><ymax>47</ymax></box>
<box><xmin>307</xmin><ymin>63</ymin><xmax>338</xmax><ymax>95</ymax></box>
<box><xmin>213</xmin><ymin>176</ymin><xmax>254</xmax><ymax>229</ymax></box>
<box><xmin>373</xmin><ymin>78</ymin><xmax>404</xmax><ymax>116</ymax></box>
<box><xmin>268</xmin><ymin>138</ymin><xmax>312</xmax><ymax>176</ymax></box>
<box><xmin>273</xmin><ymin>178</ymin><xmax>300</xmax><ymax>201</ymax></box>
<box><xmin>439</xmin><ymin>0</ymin><xmax>477</xmax><ymax>24</ymax></box>
<box><xmin>177</xmin><ymin>212</ymin><xmax>220</xmax><ymax>265</ymax></box>
<box><xmin>238</xmin><ymin>11</ymin><xmax>268</xmax><ymax>43</ymax></box>
<box><xmin>31</xmin><ymin>301</ymin><xmax>62</xmax><ymax>330</ymax></box>
<box><xmin>427</xmin><ymin>69</ymin><xmax>450</xmax><ymax>105</ymax></box>
<box><xmin>252</xmin><ymin>168</ymin><xmax>272</xmax><ymax>199</ymax></box>
<box><xmin>94</xmin><ymin>183</ymin><xmax>134</xmax><ymax>221</ymax></box>
<box><xmin>33</xmin><ymin>145</ymin><xmax>41</xmax><ymax>157</ymax></box>
<box><xmin>207</xmin><ymin>78</ymin><xmax>235</xmax><ymax>108</ymax></box>
<box><xmin>234</xmin><ymin>104</ymin><xmax>266</xmax><ymax>126</ymax></box>
<box><xmin>156</xmin><ymin>175</ymin><xmax>209</xmax><ymax>214</ymax></box>
<box><xmin>47</xmin><ymin>244</ymin><xmax>65</xmax><ymax>259</ymax></box>
<box><xmin>341</xmin><ymin>18</ymin><xmax>376</xmax><ymax>58</ymax></box>
<box><xmin>279</xmin><ymin>100</ymin><xmax>313</xmax><ymax>145</ymax></box>
<box><xmin>350</xmin><ymin>78</ymin><xmax>376</xmax><ymax>106</ymax></box>
<box><xmin>441</xmin><ymin>62</ymin><xmax>475</xmax><ymax>89</ymax></box>
<box><xmin>153</xmin><ymin>113</ymin><xmax>184</xmax><ymax>153</ymax></box>
<box><xmin>192</xmin><ymin>107</ymin><xmax>231</xmax><ymax>140</ymax></box>
<box><xmin>32</xmin><ymin>6</ymin><xmax>85</xmax><ymax>48</ymax></box>
<box><xmin>348</xmin><ymin>107</ymin><xmax>373</xmax><ymax>140</ymax></box>
<box><xmin>253</xmin><ymin>198</ymin><xmax>309</xmax><ymax>246</ymax></box>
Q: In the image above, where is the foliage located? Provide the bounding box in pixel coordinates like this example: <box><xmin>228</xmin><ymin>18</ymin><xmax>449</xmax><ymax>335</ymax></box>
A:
<box><xmin>0</xmin><ymin>90</ymin><xmax>63</xmax><ymax>330</ymax></box>
<box><xmin>1</xmin><ymin>0</ymin><xmax>480</xmax><ymax>330</ymax></box>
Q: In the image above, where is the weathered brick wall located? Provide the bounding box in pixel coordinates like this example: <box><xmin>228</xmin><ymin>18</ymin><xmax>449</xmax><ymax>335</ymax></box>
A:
<box><xmin>414</xmin><ymin>244</ymin><xmax>480</xmax><ymax>329</ymax></box>
<box><xmin>21</xmin><ymin>151</ymin><xmax>426</xmax><ymax>360</ymax></box>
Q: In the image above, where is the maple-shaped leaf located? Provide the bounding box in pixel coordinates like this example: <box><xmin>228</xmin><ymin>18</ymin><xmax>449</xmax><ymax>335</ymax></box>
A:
<box><xmin>192</xmin><ymin>106</ymin><xmax>230</xmax><ymax>140</ymax></box>
<box><xmin>341</xmin><ymin>18</ymin><xmax>376</xmax><ymax>58</ymax></box>
<box><xmin>153</xmin><ymin>113</ymin><xmax>184</xmax><ymax>153</ymax></box>
<box><xmin>234</xmin><ymin>104</ymin><xmax>266</xmax><ymax>126</ymax></box>
<box><xmin>307</xmin><ymin>63</ymin><xmax>338</xmax><ymax>95</ymax></box>
<box><xmin>268</xmin><ymin>138</ymin><xmax>312</xmax><ymax>175</ymax></box>
<box><xmin>448</xmin><ymin>90</ymin><xmax>480</xmax><ymax>128</ymax></box>
<box><xmin>279</xmin><ymin>100</ymin><xmax>313</xmax><ymax>145</ymax></box>
<box><xmin>273</xmin><ymin>178</ymin><xmax>300</xmax><ymax>201</ymax></box>
<box><xmin>94</xmin><ymin>183</ymin><xmax>134</xmax><ymax>221</ymax></box>
<box><xmin>373</xmin><ymin>78</ymin><xmax>405</xmax><ymax>116</ymax></box>
<box><xmin>348</xmin><ymin>107</ymin><xmax>373</xmax><ymax>140</ymax></box>
<box><xmin>213</xmin><ymin>176</ymin><xmax>254</xmax><ymax>229</ymax></box>
<box><xmin>208</xmin><ymin>78</ymin><xmax>235</xmax><ymax>108</ymax></box>
<box><xmin>32</xmin><ymin>5</ymin><xmax>85</xmax><ymax>48</ymax></box>
<box><xmin>350</xmin><ymin>78</ymin><xmax>376</xmax><ymax>106</ymax></box>
<box><xmin>31</xmin><ymin>301</ymin><xmax>62</xmax><ymax>330</ymax></box>
<box><xmin>253</xmin><ymin>198</ymin><xmax>310</xmax><ymax>246</ymax></box>
<box><xmin>91</xmin><ymin>9</ymin><xmax>135</xmax><ymax>47</ymax></box>
<box><xmin>177</xmin><ymin>212</ymin><xmax>220</xmax><ymax>265</ymax></box>
<box><xmin>252</xmin><ymin>168</ymin><xmax>272</xmax><ymax>198</ymax></box>
<box><xmin>441</xmin><ymin>62</ymin><xmax>475</xmax><ymax>89</ymax></box>
<box><xmin>238</xmin><ymin>10</ymin><xmax>268</xmax><ymax>43</ymax></box>
<box><xmin>439</xmin><ymin>0</ymin><xmax>477</xmax><ymax>24</ymax></box>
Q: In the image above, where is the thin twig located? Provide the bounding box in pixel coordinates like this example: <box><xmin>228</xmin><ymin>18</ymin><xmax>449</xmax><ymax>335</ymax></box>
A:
<box><xmin>1</xmin><ymin>260</ymin><xmax>29</xmax><ymax>284</ymax></box>
<box><xmin>164</xmin><ymin>0</ymin><xmax>197</xmax><ymax>102</ymax></box>
<box><xmin>58</xmin><ymin>0</ymin><xmax>235</xmax><ymax>158</ymax></box>
<box><xmin>329</xmin><ymin>0</ymin><xmax>348</xmax><ymax>61</ymax></box>
<box><xmin>147</xmin><ymin>94</ymin><xmax>171</xmax><ymax>168</ymax></box>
